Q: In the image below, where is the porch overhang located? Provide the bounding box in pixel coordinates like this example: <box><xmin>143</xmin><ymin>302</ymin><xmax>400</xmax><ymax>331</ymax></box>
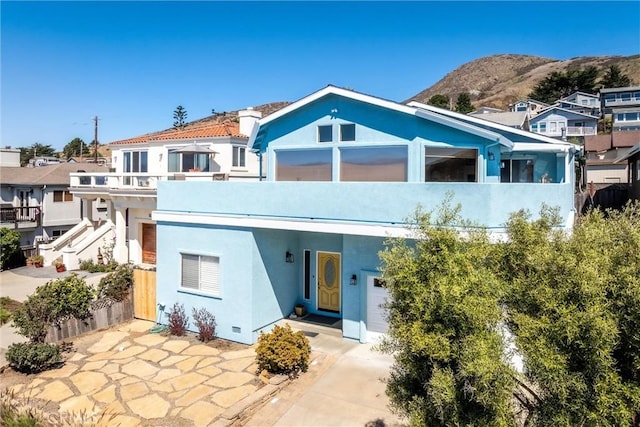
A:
<box><xmin>152</xmin><ymin>211</ymin><xmax>416</xmax><ymax>238</ymax></box>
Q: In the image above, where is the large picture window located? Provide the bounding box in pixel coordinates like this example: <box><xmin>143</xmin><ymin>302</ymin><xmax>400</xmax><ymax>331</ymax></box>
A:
<box><xmin>168</xmin><ymin>152</ymin><xmax>210</xmax><ymax>172</ymax></box>
<box><xmin>181</xmin><ymin>254</ymin><xmax>220</xmax><ymax>296</ymax></box>
<box><xmin>276</xmin><ymin>149</ymin><xmax>332</xmax><ymax>181</ymax></box>
<box><xmin>425</xmin><ymin>147</ymin><xmax>477</xmax><ymax>182</ymax></box>
<box><xmin>340</xmin><ymin>146</ymin><xmax>407</xmax><ymax>182</ymax></box>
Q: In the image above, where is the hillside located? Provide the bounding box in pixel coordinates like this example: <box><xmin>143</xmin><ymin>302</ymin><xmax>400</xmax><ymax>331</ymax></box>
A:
<box><xmin>178</xmin><ymin>54</ymin><xmax>640</xmax><ymax>127</ymax></box>
<box><xmin>407</xmin><ymin>54</ymin><xmax>640</xmax><ymax>109</ymax></box>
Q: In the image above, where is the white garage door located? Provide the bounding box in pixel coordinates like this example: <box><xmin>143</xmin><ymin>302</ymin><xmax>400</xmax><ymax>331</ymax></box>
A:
<box><xmin>366</xmin><ymin>274</ymin><xmax>389</xmax><ymax>342</ymax></box>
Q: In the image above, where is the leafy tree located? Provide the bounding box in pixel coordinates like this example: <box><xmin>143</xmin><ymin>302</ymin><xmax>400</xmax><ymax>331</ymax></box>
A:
<box><xmin>18</xmin><ymin>143</ymin><xmax>57</xmax><ymax>166</ymax></box>
<box><xmin>0</xmin><ymin>228</ymin><xmax>23</xmax><ymax>270</ymax></box>
<box><xmin>599</xmin><ymin>64</ymin><xmax>633</xmax><ymax>88</ymax></box>
<box><xmin>62</xmin><ymin>137</ymin><xmax>90</xmax><ymax>159</ymax></box>
<box><xmin>427</xmin><ymin>94</ymin><xmax>450</xmax><ymax>109</ymax></box>
<box><xmin>379</xmin><ymin>200</ymin><xmax>515</xmax><ymax>425</ymax></box>
<box><xmin>379</xmin><ymin>199</ymin><xmax>640</xmax><ymax>425</ymax></box>
<box><xmin>173</xmin><ymin>105</ymin><xmax>188</xmax><ymax>129</ymax></box>
<box><xmin>454</xmin><ymin>92</ymin><xmax>474</xmax><ymax>113</ymax></box>
<box><xmin>529</xmin><ymin>66</ymin><xmax>599</xmax><ymax>103</ymax></box>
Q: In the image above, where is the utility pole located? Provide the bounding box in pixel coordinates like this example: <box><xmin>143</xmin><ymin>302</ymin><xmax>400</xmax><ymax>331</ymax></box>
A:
<box><xmin>93</xmin><ymin>116</ymin><xmax>99</xmax><ymax>162</ymax></box>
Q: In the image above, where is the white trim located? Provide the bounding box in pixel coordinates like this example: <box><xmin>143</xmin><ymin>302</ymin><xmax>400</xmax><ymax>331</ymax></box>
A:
<box><xmin>408</xmin><ymin>100</ymin><xmax>579</xmax><ymax>148</ymax></box>
<box><xmin>511</xmin><ymin>142</ymin><xmax>572</xmax><ymax>153</ymax></box>
<box><xmin>249</xmin><ymin>85</ymin><xmax>513</xmax><ymax>151</ymax></box>
<box><xmin>153</xmin><ymin>211</ymin><xmax>414</xmax><ymax>238</ymax></box>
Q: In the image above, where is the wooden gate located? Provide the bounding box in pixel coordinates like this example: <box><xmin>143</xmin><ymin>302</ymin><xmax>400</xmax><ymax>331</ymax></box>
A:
<box><xmin>133</xmin><ymin>268</ymin><xmax>157</xmax><ymax>321</ymax></box>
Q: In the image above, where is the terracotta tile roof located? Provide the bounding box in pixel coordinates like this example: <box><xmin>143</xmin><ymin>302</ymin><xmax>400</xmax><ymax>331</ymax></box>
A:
<box><xmin>0</xmin><ymin>162</ymin><xmax>106</xmax><ymax>186</ymax></box>
<box><xmin>111</xmin><ymin>120</ymin><xmax>244</xmax><ymax>145</ymax></box>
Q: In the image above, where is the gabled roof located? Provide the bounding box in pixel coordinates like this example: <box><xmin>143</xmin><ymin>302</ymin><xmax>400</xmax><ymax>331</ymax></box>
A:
<box><xmin>111</xmin><ymin>121</ymin><xmax>244</xmax><ymax>146</ymax></box>
<box><xmin>531</xmin><ymin>105</ymin><xmax>599</xmax><ymax>120</ymax></box>
<box><xmin>407</xmin><ymin>100</ymin><xmax>577</xmax><ymax>149</ymax></box>
<box><xmin>468</xmin><ymin>111</ymin><xmax>527</xmax><ymax>128</ymax></box>
<box><xmin>509</xmin><ymin>98</ymin><xmax>550</xmax><ymax>107</ymax></box>
<box><xmin>614</xmin><ymin>143</ymin><xmax>640</xmax><ymax>163</ymax></box>
<box><xmin>560</xmin><ymin>91</ymin><xmax>599</xmax><ymax>101</ymax></box>
<box><xmin>249</xmin><ymin>85</ymin><xmax>512</xmax><ymax>152</ymax></box>
<box><xmin>0</xmin><ymin>163</ymin><xmax>106</xmax><ymax>186</ymax></box>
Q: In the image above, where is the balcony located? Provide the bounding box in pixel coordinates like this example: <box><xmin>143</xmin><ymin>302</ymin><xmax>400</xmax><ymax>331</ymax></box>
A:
<box><xmin>0</xmin><ymin>205</ymin><xmax>41</xmax><ymax>229</ymax></box>
<box><xmin>70</xmin><ymin>172</ymin><xmax>230</xmax><ymax>196</ymax></box>
<box><xmin>566</xmin><ymin>126</ymin><xmax>597</xmax><ymax>136</ymax></box>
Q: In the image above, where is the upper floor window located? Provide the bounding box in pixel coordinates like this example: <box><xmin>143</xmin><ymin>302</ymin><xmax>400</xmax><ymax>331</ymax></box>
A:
<box><xmin>276</xmin><ymin>149</ymin><xmax>332</xmax><ymax>181</ymax></box>
<box><xmin>425</xmin><ymin>147</ymin><xmax>477</xmax><ymax>182</ymax></box>
<box><xmin>168</xmin><ymin>151</ymin><xmax>209</xmax><ymax>172</ymax></box>
<box><xmin>233</xmin><ymin>146</ymin><xmax>246</xmax><ymax>168</ymax></box>
<box><xmin>539</xmin><ymin>123</ymin><xmax>547</xmax><ymax>132</ymax></box>
<box><xmin>340</xmin><ymin>146</ymin><xmax>407</xmax><ymax>182</ymax></box>
<box><xmin>318</xmin><ymin>125</ymin><xmax>333</xmax><ymax>143</ymax></box>
<box><xmin>340</xmin><ymin>124</ymin><xmax>356</xmax><ymax>142</ymax></box>
<box><xmin>621</xmin><ymin>93</ymin><xmax>631</xmax><ymax>101</ymax></box>
<box><xmin>181</xmin><ymin>253</ymin><xmax>220</xmax><ymax>296</ymax></box>
<box><xmin>53</xmin><ymin>190</ymin><xmax>73</xmax><ymax>202</ymax></box>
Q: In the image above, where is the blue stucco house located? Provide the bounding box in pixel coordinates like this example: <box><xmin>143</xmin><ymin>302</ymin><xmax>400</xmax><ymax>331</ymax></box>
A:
<box><xmin>152</xmin><ymin>86</ymin><xmax>579</xmax><ymax>345</ymax></box>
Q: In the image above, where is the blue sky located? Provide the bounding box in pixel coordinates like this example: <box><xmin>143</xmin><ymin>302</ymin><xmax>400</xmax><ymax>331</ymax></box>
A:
<box><xmin>2</xmin><ymin>1</ymin><xmax>639</xmax><ymax>151</ymax></box>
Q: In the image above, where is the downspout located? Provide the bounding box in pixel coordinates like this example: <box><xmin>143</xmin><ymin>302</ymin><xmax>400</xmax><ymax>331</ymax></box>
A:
<box><xmin>485</xmin><ymin>140</ymin><xmax>502</xmax><ymax>183</ymax></box>
<box><xmin>258</xmin><ymin>151</ymin><xmax>263</xmax><ymax>182</ymax></box>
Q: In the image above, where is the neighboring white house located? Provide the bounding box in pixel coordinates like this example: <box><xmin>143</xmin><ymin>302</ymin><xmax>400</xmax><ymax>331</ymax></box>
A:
<box><xmin>0</xmin><ymin>148</ymin><xmax>21</xmax><ymax>167</ymax></box>
<box><xmin>68</xmin><ymin>111</ymin><xmax>262</xmax><ymax>270</ymax></box>
<box><xmin>529</xmin><ymin>106</ymin><xmax>598</xmax><ymax>139</ymax></box>
<box><xmin>0</xmin><ymin>162</ymin><xmax>108</xmax><ymax>259</ymax></box>
<box><xmin>509</xmin><ymin>99</ymin><xmax>549</xmax><ymax>117</ymax></box>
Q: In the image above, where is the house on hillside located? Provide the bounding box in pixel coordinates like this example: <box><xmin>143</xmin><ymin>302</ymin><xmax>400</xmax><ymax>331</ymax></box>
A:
<box><xmin>556</xmin><ymin>91</ymin><xmax>600</xmax><ymax>116</ymax></box>
<box><xmin>600</xmin><ymin>86</ymin><xmax>640</xmax><ymax>131</ymax></box>
<box><xmin>152</xmin><ymin>85</ymin><xmax>579</xmax><ymax>345</ymax></box>
<box><xmin>0</xmin><ymin>163</ymin><xmax>108</xmax><ymax>258</ymax></box>
<box><xmin>528</xmin><ymin>106</ymin><xmax>598</xmax><ymax>140</ymax></box>
<box><xmin>68</xmin><ymin>111</ymin><xmax>262</xmax><ymax>271</ymax></box>
<box><xmin>584</xmin><ymin>130</ymin><xmax>640</xmax><ymax>184</ymax></box>
<box><xmin>509</xmin><ymin>99</ymin><xmax>549</xmax><ymax>117</ymax></box>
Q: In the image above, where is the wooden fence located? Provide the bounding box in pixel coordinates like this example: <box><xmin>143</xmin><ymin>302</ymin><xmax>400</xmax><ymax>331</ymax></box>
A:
<box><xmin>133</xmin><ymin>268</ymin><xmax>157</xmax><ymax>322</ymax></box>
<box><xmin>45</xmin><ymin>298</ymin><xmax>133</xmax><ymax>343</ymax></box>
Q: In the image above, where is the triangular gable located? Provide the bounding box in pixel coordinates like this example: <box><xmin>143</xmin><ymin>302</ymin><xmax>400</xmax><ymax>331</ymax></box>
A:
<box><xmin>249</xmin><ymin>85</ymin><xmax>511</xmax><ymax>152</ymax></box>
<box><xmin>532</xmin><ymin>106</ymin><xmax>599</xmax><ymax>120</ymax></box>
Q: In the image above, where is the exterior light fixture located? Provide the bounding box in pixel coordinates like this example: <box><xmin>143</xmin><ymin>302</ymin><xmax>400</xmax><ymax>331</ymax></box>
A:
<box><xmin>350</xmin><ymin>274</ymin><xmax>357</xmax><ymax>286</ymax></box>
<box><xmin>285</xmin><ymin>251</ymin><xmax>294</xmax><ymax>263</ymax></box>
<box><xmin>488</xmin><ymin>151</ymin><xmax>495</xmax><ymax>161</ymax></box>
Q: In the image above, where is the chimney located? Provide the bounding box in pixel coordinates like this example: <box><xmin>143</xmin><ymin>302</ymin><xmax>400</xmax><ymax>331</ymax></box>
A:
<box><xmin>239</xmin><ymin>108</ymin><xmax>262</xmax><ymax>137</ymax></box>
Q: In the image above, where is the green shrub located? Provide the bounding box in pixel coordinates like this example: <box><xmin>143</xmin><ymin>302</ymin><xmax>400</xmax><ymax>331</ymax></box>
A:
<box><xmin>97</xmin><ymin>264</ymin><xmax>133</xmax><ymax>301</ymax></box>
<box><xmin>11</xmin><ymin>294</ymin><xmax>52</xmax><ymax>343</ymax></box>
<box><xmin>6</xmin><ymin>342</ymin><xmax>62</xmax><ymax>374</ymax></box>
<box><xmin>255</xmin><ymin>324</ymin><xmax>310</xmax><ymax>378</ymax></box>
<box><xmin>192</xmin><ymin>307</ymin><xmax>216</xmax><ymax>342</ymax></box>
<box><xmin>168</xmin><ymin>303</ymin><xmax>189</xmax><ymax>336</ymax></box>
<box><xmin>0</xmin><ymin>228</ymin><xmax>24</xmax><ymax>270</ymax></box>
<box><xmin>12</xmin><ymin>274</ymin><xmax>94</xmax><ymax>342</ymax></box>
<box><xmin>78</xmin><ymin>258</ymin><xmax>118</xmax><ymax>273</ymax></box>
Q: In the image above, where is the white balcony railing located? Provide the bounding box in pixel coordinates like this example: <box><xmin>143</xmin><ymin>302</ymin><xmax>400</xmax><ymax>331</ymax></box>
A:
<box><xmin>566</xmin><ymin>126</ymin><xmax>597</xmax><ymax>136</ymax></box>
<box><xmin>70</xmin><ymin>172</ymin><xmax>229</xmax><ymax>190</ymax></box>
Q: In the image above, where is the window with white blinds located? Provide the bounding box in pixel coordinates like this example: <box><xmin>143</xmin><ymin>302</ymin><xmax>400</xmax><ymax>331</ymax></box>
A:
<box><xmin>181</xmin><ymin>254</ymin><xmax>220</xmax><ymax>296</ymax></box>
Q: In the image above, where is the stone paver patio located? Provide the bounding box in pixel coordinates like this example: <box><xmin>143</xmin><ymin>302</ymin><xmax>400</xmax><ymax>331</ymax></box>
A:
<box><xmin>3</xmin><ymin>319</ymin><xmax>262</xmax><ymax>426</ymax></box>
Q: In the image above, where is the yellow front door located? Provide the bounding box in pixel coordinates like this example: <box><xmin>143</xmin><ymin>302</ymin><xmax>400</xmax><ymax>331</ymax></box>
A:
<box><xmin>317</xmin><ymin>252</ymin><xmax>340</xmax><ymax>312</ymax></box>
